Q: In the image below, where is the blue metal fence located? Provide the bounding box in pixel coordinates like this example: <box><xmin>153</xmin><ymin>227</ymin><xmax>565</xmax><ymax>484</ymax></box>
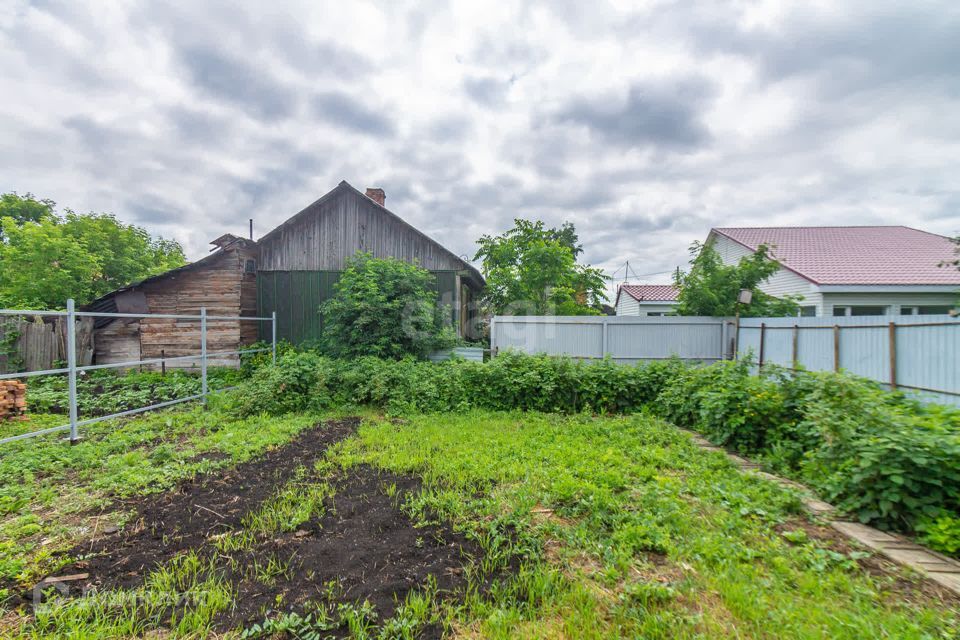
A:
<box><xmin>738</xmin><ymin>315</ymin><xmax>959</xmax><ymax>405</ymax></box>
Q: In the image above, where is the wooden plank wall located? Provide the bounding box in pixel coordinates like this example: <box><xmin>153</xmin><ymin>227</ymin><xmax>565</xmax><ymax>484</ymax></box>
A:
<box><xmin>257</xmin><ymin>187</ymin><xmax>468</xmax><ymax>272</ymax></box>
<box><xmin>140</xmin><ymin>250</ymin><xmax>244</xmax><ymax>369</ymax></box>
<box><xmin>0</xmin><ymin>318</ymin><xmax>94</xmax><ymax>374</ymax></box>
<box><xmin>92</xmin><ymin>246</ymin><xmax>255</xmax><ymax>370</ymax></box>
<box><xmin>239</xmin><ymin>244</ymin><xmax>260</xmax><ymax>346</ymax></box>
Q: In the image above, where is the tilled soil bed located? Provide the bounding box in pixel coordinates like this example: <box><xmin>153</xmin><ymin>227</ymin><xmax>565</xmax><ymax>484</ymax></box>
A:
<box><xmin>29</xmin><ymin>417</ymin><xmax>487</xmax><ymax>637</ymax></box>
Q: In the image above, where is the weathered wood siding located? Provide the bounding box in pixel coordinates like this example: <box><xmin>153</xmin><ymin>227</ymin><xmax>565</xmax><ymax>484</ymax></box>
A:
<box><xmin>94</xmin><ymin>246</ymin><xmax>257</xmax><ymax>369</ymax></box>
<box><xmin>0</xmin><ymin>318</ymin><xmax>94</xmax><ymax>374</ymax></box>
<box><xmin>94</xmin><ymin>319</ymin><xmax>140</xmax><ymax>367</ymax></box>
<box><xmin>258</xmin><ymin>186</ymin><xmax>468</xmax><ymax>272</ymax></box>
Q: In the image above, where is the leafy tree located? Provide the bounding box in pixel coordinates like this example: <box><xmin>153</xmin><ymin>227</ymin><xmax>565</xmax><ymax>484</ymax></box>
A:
<box><xmin>0</xmin><ymin>193</ymin><xmax>186</xmax><ymax>309</ymax></box>
<box><xmin>319</xmin><ymin>253</ymin><xmax>455</xmax><ymax>359</ymax></box>
<box><xmin>0</xmin><ymin>192</ymin><xmax>55</xmax><ymax>239</ymax></box>
<box><xmin>474</xmin><ymin>219</ymin><xmax>607</xmax><ymax>315</ymax></box>
<box><xmin>674</xmin><ymin>241</ymin><xmax>801</xmax><ymax>317</ymax></box>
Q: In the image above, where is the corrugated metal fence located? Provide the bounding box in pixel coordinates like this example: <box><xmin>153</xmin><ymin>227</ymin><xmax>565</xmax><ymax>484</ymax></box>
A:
<box><xmin>737</xmin><ymin>315</ymin><xmax>960</xmax><ymax>405</ymax></box>
<box><xmin>491</xmin><ymin>316</ymin><xmax>735</xmax><ymax>363</ymax></box>
<box><xmin>491</xmin><ymin>314</ymin><xmax>959</xmax><ymax>405</ymax></box>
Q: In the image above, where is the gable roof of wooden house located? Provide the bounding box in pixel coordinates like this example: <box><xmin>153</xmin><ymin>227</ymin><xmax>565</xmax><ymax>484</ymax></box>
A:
<box><xmin>257</xmin><ymin>180</ymin><xmax>484</xmax><ymax>288</ymax></box>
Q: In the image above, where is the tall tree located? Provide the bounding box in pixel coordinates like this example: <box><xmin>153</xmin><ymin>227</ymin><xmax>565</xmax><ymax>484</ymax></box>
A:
<box><xmin>474</xmin><ymin>219</ymin><xmax>607</xmax><ymax>315</ymax></box>
<box><xmin>674</xmin><ymin>241</ymin><xmax>801</xmax><ymax>317</ymax></box>
<box><xmin>0</xmin><ymin>193</ymin><xmax>186</xmax><ymax>309</ymax></box>
<box><xmin>0</xmin><ymin>192</ymin><xmax>55</xmax><ymax>239</ymax></box>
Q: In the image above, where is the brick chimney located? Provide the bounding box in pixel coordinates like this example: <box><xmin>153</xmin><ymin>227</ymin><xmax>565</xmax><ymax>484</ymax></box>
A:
<box><xmin>365</xmin><ymin>187</ymin><xmax>385</xmax><ymax>207</ymax></box>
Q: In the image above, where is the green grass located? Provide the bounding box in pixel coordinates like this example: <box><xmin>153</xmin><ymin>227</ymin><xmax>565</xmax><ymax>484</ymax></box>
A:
<box><xmin>334</xmin><ymin>411</ymin><xmax>958</xmax><ymax>639</ymax></box>
<box><xmin>0</xmin><ymin>403</ymin><xmax>328</xmax><ymax>591</ymax></box>
<box><xmin>1</xmin><ymin>405</ymin><xmax>957</xmax><ymax>638</ymax></box>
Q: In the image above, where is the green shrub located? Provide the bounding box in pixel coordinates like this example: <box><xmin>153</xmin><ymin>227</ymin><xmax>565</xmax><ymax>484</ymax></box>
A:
<box><xmin>796</xmin><ymin>375</ymin><xmax>960</xmax><ymax>531</ymax></box>
<box><xmin>918</xmin><ymin>514</ymin><xmax>960</xmax><ymax>556</ymax></box>
<box><xmin>227</xmin><ymin>351</ymin><xmax>334</xmax><ymax>416</ymax></box>
<box><xmin>319</xmin><ymin>253</ymin><xmax>456</xmax><ymax>360</ymax></box>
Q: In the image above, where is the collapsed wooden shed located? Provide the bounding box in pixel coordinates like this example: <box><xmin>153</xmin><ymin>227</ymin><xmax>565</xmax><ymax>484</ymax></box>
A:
<box><xmin>85</xmin><ymin>236</ymin><xmax>258</xmax><ymax>369</ymax></box>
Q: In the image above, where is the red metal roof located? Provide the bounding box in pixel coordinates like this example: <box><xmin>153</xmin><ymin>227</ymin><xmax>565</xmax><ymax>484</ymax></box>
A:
<box><xmin>712</xmin><ymin>226</ymin><xmax>960</xmax><ymax>286</ymax></box>
<box><xmin>619</xmin><ymin>284</ymin><xmax>680</xmax><ymax>302</ymax></box>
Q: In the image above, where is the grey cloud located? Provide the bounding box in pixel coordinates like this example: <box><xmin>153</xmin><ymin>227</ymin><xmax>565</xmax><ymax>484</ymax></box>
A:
<box><xmin>125</xmin><ymin>200</ymin><xmax>190</xmax><ymax>226</ymax></box>
<box><xmin>179</xmin><ymin>46</ymin><xmax>296</xmax><ymax>119</ymax></box>
<box><xmin>556</xmin><ymin>79</ymin><xmax>714</xmax><ymax>150</ymax></box>
<box><xmin>462</xmin><ymin>75</ymin><xmax>509</xmax><ymax>107</ymax></box>
<box><xmin>166</xmin><ymin>107</ymin><xmax>231</xmax><ymax>144</ymax></box>
<box><xmin>312</xmin><ymin>92</ymin><xmax>395</xmax><ymax>137</ymax></box>
<box><xmin>425</xmin><ymin>116</ymin><xmax>471</xmax><ymax>141</ymax></box>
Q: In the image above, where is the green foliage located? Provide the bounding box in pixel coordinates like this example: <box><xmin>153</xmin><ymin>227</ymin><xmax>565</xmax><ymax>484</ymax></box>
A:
<box><xmin>655</xmin><ymin>363</ymin><xmax>960</xmax><ymax>545</ymax></box>
<box><xmin>0</xmin><ymin>192</ymin><xmax>55</xmax><ymax>235</ymax></box>
<box><xmin>226</xmin><ymin>351</ymin><xmax>336</xmax><ymax>416</ymax></box>
<box><xmin>918</xmin><ymin>514</ymin><xmax>960</xmax><ymax>556</ymax></box>
<box><xmin>233</xmin><ymin>351</ymin><xmax>960</xmax><ymax>555</ymax></box>
<box><xmin>319</xmin><ymin>253</ymin><xmax>456</xmax><ymax>360</ymax></box>
<box><xmin>0</xmin><ymin>192</ymin><xmax>185</xmax><ymax>309</ymax></box>
<box><xmin>474</xmin><ymin>219</ymin><xmax>607</xmax><ymax>315</ymax></box>
<box><xmin>26</xmin><ymin>368</ymin><xmax>242</xmax><ymax>416</ymax></box>
<box><xmin>0</xmin><ymin>318</ymin><xmax>24</xmax><ymax>372</ymax></box>
<box><xmin>340</xmin><ymin>411</ymin><xmax>956</xmax><ymax>638</ymax></box>
<box><xmin>674</xmin><ymin>241</ymin><xmax>801</xmax><ymax>317</ymax></box>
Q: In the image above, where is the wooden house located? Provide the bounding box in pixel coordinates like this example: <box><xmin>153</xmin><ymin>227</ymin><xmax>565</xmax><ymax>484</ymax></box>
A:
<box><xmin>86</xmin><ymin>235</ymin><xmax>258</xmax><ymax>368</ymax></box>
<box><xmin>256</xmin><ymin>181</ymin><xmax>485</xmax><ymax>342</ymax></box>
<box><xmin>87</xmin><ymin>180</ymin><xmax>484</xmax><ymax>365</ymax></box>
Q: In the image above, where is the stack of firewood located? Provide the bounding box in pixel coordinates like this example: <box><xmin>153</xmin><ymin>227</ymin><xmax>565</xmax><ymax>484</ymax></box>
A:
<box><xmin>0</xmin><ymin>380</ymin><xmax>27</xmax><ymax>420</ymax></box>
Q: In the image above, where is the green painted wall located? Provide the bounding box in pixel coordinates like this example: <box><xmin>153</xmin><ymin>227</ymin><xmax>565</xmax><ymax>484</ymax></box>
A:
<box><xmin>258</xmin><ymin>270</ymin><xmax>459</xmax><ymax>345</ymax></box>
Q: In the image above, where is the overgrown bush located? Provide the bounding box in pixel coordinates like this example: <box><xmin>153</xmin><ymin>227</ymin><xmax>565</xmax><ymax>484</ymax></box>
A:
<box><xmin>319</xmin><ymin>253</ymin><xmax>456</xmax><ymax>360</ymax></box>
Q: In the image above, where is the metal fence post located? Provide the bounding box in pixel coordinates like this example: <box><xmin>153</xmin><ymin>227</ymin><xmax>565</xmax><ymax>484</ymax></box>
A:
<box><xmin>601</xmin><ymin>317</ymin><xmax>609</xmax><ymax>357</ymax></box>
<box><xmin>200</xmin><ymin>307</ymin><xmax>208</xmax><ymax>407</ymax></box>
<box><xmin>66</xmin><ymin>299</ymin><xmax>79</xmax><ymax>444</ymax></box>
<box><xmin>888</xmin><ymin>321</ymin><xmax>898</xmax><ymax>389</ymax></box>
<box><xmin>271</xmin><ymin>311</ymin><xmax>277</xmax><ymax>365</ymax></box>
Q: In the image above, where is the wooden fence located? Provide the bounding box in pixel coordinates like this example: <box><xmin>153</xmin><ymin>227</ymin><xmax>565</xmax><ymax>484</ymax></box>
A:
<box><xmin>0</xmin><ymin>317</ymin><xmax>94</xmax><ymax>374</ymax></box>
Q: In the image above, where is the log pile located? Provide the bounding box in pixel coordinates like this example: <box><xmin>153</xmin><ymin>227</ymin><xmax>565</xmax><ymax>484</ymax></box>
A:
<box><xmin>0</xmin><ymin>380</ymin><xmax>27</xmax><ymax>420</ymax></box>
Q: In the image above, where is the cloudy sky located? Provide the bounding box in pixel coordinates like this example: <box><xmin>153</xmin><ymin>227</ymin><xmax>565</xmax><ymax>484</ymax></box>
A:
<box><xmin>2</xmin><ymin>0</ymin><xmax>959</xmax><ymax>296</ymax></box>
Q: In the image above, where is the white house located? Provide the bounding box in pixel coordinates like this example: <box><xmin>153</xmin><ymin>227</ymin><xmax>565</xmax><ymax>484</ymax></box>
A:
<box><xmin>708</xmin><ymin>226</ymin><xmax>960</xmax><ymax>317</ymax></box>
<box><xmin>615</xmin><ymin>284</ymin><xmax>679</xmax><ymax>316</ymax></box>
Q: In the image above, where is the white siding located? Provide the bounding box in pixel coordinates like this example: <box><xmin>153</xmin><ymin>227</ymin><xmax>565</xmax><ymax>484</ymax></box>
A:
<box><xmin>711</xmin><ymin>234</ymin><xmax>822</xmax><ymax>312</ymax></box>
<box><xmin>616</xmin><ymin>295</ymin><xmax>677</xmax><ymax>316</ymax></box>
<box><xmin>821</xmin><ymin>292</ymin><xmax>958</xmax><ymax>316</ymax></box>
<box><xmin>616</xmin><ymin>295</ymin><xmax>640</xmax><ymax>316</ymax></box>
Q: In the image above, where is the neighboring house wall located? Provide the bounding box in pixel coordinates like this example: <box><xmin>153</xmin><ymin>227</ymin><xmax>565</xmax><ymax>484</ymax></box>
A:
<box><xmin>819</xmin><ymin>292</ymin><xmax>959</xmax><ymax>316</ymax></box>
<box><xmin>710</xmin><ymin>233</ymin><xmax>823</xmax><ymax>312</ymax></box>
<box><xmin>615</xmin><ymin>296</ymin><xmax>677</xmax><ymax>316</ymax></box>
<box><xmin>616</xmin><ymin>295</ymin><xmax>639</xmax><ymax>316</ymax></box>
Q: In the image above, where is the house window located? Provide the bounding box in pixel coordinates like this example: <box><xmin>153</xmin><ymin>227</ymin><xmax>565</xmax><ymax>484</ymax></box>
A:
<box><xmin>244</xmin><ymin>259</ymin><xmax>256</xmax><ymax>274</ymax></box>
<box><xmin>833</xmin><ymin>305</ymin><xmax>888</xmax><ymax>317</ymax></box>
<box><xmin>850</xmin><ymin>305</ymin><xmax>887</xmax><ymax>316</ymax></box>
<box><xmin>918</xmin><ymin>305</ymin><xmax>953</xmax><ymax>315</ymax></box>
<box><xmin>900</xmin><ymin>306</ymin><xmax>918</xmax><ymax>315</ymax></box>
<box><xmin>799</xmin><ymin>306</ymin><xmax>816</xmax><ymax>317</ymax></box>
